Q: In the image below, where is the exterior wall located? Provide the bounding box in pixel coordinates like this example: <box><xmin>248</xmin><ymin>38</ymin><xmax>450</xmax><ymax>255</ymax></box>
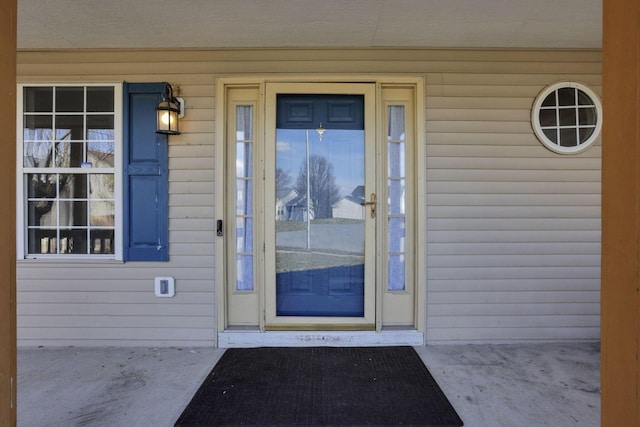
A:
<box><xmin>16</xmin><ymin>49</ymin><xmax>601</xmax><ymax>346</ymax></box>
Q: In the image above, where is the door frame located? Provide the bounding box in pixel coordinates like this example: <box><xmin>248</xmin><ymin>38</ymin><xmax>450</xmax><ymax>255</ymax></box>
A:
<box><xmin>215</xmin><ymin>75</ymin><xmax>426</xmax><ymax>345</ymax></box>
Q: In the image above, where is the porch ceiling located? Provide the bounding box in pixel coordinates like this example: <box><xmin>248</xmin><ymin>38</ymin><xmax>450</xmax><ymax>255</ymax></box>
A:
<box><xmin>18</xmin><ymin>0</ymin><xmax>602</xmax><ymax>50</ymax></box>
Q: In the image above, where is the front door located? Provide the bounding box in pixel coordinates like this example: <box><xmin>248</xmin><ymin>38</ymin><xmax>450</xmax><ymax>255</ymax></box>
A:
<box><xmin>264</xmin><ymin>83</ymin><xmax>377</xmax><ymax>329</ymax></box>
<box><xmin>220</xmin><ymin>78</ymin><xmax>421</xmax><ymax>335</ymax></box>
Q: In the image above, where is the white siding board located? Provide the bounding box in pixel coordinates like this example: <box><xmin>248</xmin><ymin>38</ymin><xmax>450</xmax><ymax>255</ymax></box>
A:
<box><xmin>427</xmin><ymin>230</ymin><xmax>600</xmax><ymax>243</ymax></box>
<box><xmin>425</xmin><ymin>327</ymin><xmax>599</xmax><ymax>342</ymax></box>
<box><xmin>428</xmin><ymin>315</ymin><xmax>599</xmax><ymax>329</ymax></box>
<box><xmin>427</xmin><ymin>278</ymin><xmax>600</xmax><ymax>292</ymax></box>
<box><xmin>427</xmin><ymin>206</ymin><xmax>600</xmax><ymax>218</ymax></box>
<box><xmin>427</xmin><ymin>169</ymin><xmax>600</xmax><ymax>182</ymax></box>
<box><xmin>427</xmin><ymin>242</ymin><xmax>600</xmax><ymax>255</ymax></box>
<box><xmin>428</xmin><ymin>302</ymin><xmax>599</xmax><ymax>317</ymax></box>
<box><xmin>426</xmin><ymin>267</ymin><xmax>600</xmax><ymax>281</ymax></box>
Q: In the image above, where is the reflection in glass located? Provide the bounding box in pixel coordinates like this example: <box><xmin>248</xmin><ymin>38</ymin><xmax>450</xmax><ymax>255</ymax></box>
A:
<box><xmin>275</xmin><ymin>123</ymin><xmax>365</xmax><ymax>317</ymax></box>
<box><xmin>55</xmin><ymin>141</ymin><xmax>84</xmax><ymax>167</ymax></box>
<box><xmin>88</xmin><ymin>142</ymin><xmax>115</xmax><ymax>167</ymax></box>
<box><xmin>24</xmin><ymin>140</ymin><xmax>53</xmax><ymax>168</ymax></box>
<box><xmin>55</xmin><ymin>115</ymin><xmax>83</xmax><ymax>141</ymax></box>
<box><xmin>87</xmin><ymin>115</ymin><xmax>114</xmax><ymax>140</ymax></box>
<box><xmin>23</xmin><ymin>85</ymin><xmax>117</xmax><ymax>256</ymax></box>
<box><xmin>90</xmin><ymin>201</ymin><xmax>114</xmax><ymax>226</ymax></box>
<box><xmin>89</xmin><ymin>174</ymin><xmax>114</xmax><ymax>200</ymax></box>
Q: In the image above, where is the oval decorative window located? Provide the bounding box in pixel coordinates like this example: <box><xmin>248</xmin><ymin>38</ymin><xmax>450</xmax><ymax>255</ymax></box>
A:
<box><xmin>531</xmin><ymin>82</ymin><xmax>602</xmax><ymax>154</ymax></box>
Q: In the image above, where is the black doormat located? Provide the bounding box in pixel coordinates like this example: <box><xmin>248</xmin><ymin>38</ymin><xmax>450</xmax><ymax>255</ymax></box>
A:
<box><xmin>175</xmin><ymin>346</ymin><xmax>464</xmax><ymax>426</ymax></box>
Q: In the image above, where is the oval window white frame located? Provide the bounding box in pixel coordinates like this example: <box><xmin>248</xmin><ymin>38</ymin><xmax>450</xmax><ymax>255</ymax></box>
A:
<box><xmin>531</xmin><ymin>82</ymin><xmax>603</xmax><ymax>155</ymax></box>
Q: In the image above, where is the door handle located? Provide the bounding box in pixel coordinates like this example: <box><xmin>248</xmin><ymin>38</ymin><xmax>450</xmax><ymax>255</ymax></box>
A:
<box><xmin>216</xmin><ymin>219</ymin><xmax>223</xmax><ymax>237</ymax></box>
<box><xmin>360</xmin><ymin>193</ymin><xmax>377</xmax><ymax>219</ymax></box>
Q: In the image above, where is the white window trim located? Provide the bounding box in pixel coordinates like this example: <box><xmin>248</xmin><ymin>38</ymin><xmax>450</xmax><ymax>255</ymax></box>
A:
<box><xmin>16</xmin><ymin>83</ymin><xmax>123</xmax><ymax>260</ymax></box>
<box><xmin>531</xmin><ymin>81</ymin><xmax>603</xmax><ymax>155</ymax></box>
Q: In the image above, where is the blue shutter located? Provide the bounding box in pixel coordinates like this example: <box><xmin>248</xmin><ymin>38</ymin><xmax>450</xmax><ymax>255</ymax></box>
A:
<box><xmin>123</xmin><ymin>83</ymin><xmax>169</xmax><ymax>261</ymax></box>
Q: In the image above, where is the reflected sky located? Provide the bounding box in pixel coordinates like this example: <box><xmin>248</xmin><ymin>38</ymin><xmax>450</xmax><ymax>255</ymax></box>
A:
<box><xmin>276</xmin><ymin>128</ymin><xmax>364</xmax><ymax>197</ymax></box>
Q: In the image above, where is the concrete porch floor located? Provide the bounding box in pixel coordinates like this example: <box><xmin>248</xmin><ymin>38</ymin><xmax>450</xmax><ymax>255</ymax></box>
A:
<box><xmin>17</xmin><ymin>342</ymin><xmax>600</xmax><ymax>426</ymax></box>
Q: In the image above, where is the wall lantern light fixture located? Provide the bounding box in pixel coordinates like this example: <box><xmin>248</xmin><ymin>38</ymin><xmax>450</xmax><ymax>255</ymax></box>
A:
<box><xmin>156</xmin><ymin>83</ymin><xmax>184</xmax><ymax>135</ymax></box>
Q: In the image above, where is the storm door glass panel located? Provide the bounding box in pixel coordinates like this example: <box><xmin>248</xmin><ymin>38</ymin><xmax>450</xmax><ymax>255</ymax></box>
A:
<box><xmin>275</xmin><ymin>96</ymin><xmax>365</xmax><ymax>316</ymax></box>
<box><xmin>235</xmin><ymin>105</ymin><xmax>254</xmax><ymax>290</ymax></box>
<box><xmin>387</xmin><ymin>105</ymin><xmax>406</xmax><ymax>291</ymax></box>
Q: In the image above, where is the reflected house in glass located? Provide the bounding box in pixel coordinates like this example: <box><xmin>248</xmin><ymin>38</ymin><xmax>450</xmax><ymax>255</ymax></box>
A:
<box><xmin>332</xmin><ymin>186</ymin><xmax>366</xmax><ymax>220</ymax></box>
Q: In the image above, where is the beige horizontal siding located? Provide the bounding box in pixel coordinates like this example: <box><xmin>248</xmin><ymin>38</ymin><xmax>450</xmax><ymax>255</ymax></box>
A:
<box><xmin>16</xmin><ymin>48</ymin><xmax>601</xmax><ymax>345</ymax></box>
<box><xmin>425</xmin><ymin>55</ymin><xmax>601</xmax><ymax>342</ymax></box>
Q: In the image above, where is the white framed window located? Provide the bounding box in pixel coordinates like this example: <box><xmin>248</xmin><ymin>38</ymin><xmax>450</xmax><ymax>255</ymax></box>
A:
<box><xmin>17</xmin><ymin>84</ymin><xmax>123</xmax><ymax>259</ymax></box>
<box><xmin>531</xmin><ymin>82</ymin><xmax>602</xmax><ymax>155</ymax></box>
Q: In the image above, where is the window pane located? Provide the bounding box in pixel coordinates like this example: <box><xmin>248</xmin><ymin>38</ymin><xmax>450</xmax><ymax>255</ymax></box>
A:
<box><xmin>388</xmin><ymin>179</ymin><xmax>405</xmax><ymax>215</ymax></box>
<box><xmin>542</xmin><ymin>128</ymin><xmax>557</xmax><ymax>144</ymax></box>
<box><xmin>24</xmin><ymin>87</ymin><xmax>53</xmax><ymax>112</ymax></box>
<box><xmin>388</xmin><ymin>142</ymin><xmax>405</xmax><ymax>178</ymax></box>
<box><xmin>89</xmin><ymin>174</ymin><xmax>114</xmax><ymax>199</ymax></box>
<box><xmin>577</xmin><ymin>90</ymin><xmax>594</xmax><ymax>106</ymax></box>
<box><xmin>388</xmin><ymin>106</ymin><xmax>405</xmax><ymax>140</ymax></box>
<box><xmin>388</xmin><ymin>255</ymin><xmax>406</xmax><ymax>291</ymax></box>
<box><xmin>87</xmin><ymin>87</ymin><xmax>114</xmax><ymax>112</ymax></box>
<box><xmin>90</xmin><ymin>230</ymin><xmax>115</xmax><ymax>254</ymax></box>
<box><xmin>60</xmin><ymin>174</ymin><xmax>88</xmax><ymax>198</ymax></box>
<box><xmin>557</xmin><ymin>88</ymin><xmax>576</xmax><ymax>106</ymax></box>
<box><xmin>55</xmin><ymin>141</ymin><xmax>84</xmax><ymax>167</ymax></box>
<box><xmin>27</xmin><ymin>173</ymin><xmax>57</xmax><ymax>198</ymax></box>
<box><xmin>87</xmin><ymin>115</ymin><xmax>114</xmax><ymax>140</ymax></box>
<box><xmin>237</xmin><ymin>255</ymin><xmax>254</xmax><ymax>290</ymax></box>
<box><xmin>59</xmin><ymin>201</ymin><xmax>87</xmax><ymax>227</ymax></box>
<box><xmin>28</xmin><ymin>229</ymin><xmax>56</xmax><ymax>254</ymax></box>
<box><xmin>24</xmin><ymin>140</ymin><xmax>53</xmax><ymax>168</ymax></box>
<box><xmin>236</xmin><ymin>142</ymin><xmax>253</xmax><ymax>178</ymax></box>
<box><xmin>560</xmin><ymin>128</ymin><xmax>578</xmax><ymax>147</ymax></box>
<box><xmin>558</xmin><ymin>108</ymin><xmax>576</xmax><ymax>126</ymax></box>
<box><xmin>27</xmin><ymin>200</ymin><xmax>57</xmax><ymax>226</ymax></box>
<box><xmin>539</xmin><ymin>109</ymin><xmax>556</xmax><ymax>127</ymax></box>
<box><xmin>90</xmin><ymin>201</ymin><xmax>115</xmax><ymax>226</ymax></box>
<box><xmin>579</xmin><ymin>127</ymin><xmax>596</xmax><ymax>143</ymax></box>
<box><xmin>56</xmin><ymin>87</ymin><xmax>84</xmax><ymax>112</ymax></box>
<box><xmin>88</xmin><ymin>141</ymin><xmax>115</xmax><ymax>167</ymax></box>
<box><xmin>24</xmin><ymin>115</ymin><xmax>53</xmax><ymax>140</ymax></box>
<box><xmin>578</xmin><ymin>107</ymin><xmax>597</xmax><ymax>126</ymax></box>
<box><xmin>56</xmin><ymin>115</ymin><xmax>84</xmax><ymax>141</ymax></box>
<box><xmin>236</xmin><ymin>217</ymin><xmax>253</xmax><ymax>252</ymax></box>
<box><xmin>59</xmin><ymin>229</ymin><xmax>88</xmax><ymax>254</ymax></box>
<box><xmin>236</xmin><ymin>106</ymin><xmax>253</xmax><ymax>140</ymax></box>
<box><xmin>236</xmin><ymin>179</ymin><xmax>253</xmax><ymax>215</ymax></box>
<box><xmin>389</xmin><ymin>218</ymin><xmax>405</xmax><ymax>253</ymax></box>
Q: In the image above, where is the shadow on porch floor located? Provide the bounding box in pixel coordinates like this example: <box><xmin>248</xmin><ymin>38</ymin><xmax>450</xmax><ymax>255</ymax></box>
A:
<box><xmin>17</xmin><ymin>342</ymin><xmax>599</xmax><ymax>426</ymax></box>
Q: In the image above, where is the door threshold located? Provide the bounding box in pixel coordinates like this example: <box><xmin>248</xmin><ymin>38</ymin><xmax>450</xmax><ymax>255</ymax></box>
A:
<box><xmin>218</xmin><ymin>329</ymin><xmax>424</xmax><ymax>348</ymax></box>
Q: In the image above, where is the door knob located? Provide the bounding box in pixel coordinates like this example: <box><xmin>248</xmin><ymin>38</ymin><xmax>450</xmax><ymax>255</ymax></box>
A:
<box><xmin>360</xmin><ymin>193</ymin><xmax>377</xmax><ymax>219</ymax></box>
